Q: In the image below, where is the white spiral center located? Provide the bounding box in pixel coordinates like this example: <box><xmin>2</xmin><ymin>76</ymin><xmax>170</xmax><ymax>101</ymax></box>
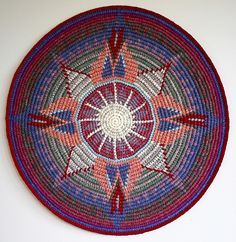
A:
<box><xmin>98</xmin><ymin>103</ymin><xmax>133</xmax><ymax>139</ymax></box>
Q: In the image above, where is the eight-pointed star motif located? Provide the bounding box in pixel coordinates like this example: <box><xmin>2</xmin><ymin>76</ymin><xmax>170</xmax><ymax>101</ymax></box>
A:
<box><xmin>28</xmin><ymin>28</ymin><xmax>207</xmax><ymax>214</ymax></box>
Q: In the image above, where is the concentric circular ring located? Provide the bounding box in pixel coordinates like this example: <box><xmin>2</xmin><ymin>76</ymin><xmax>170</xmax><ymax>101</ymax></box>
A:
<box><xmin>78</xmin><ymin>81</ymin><xmax>155</xmax><ymax>161</ymax></box>
<box><xmin>6</xmin><ymin>6</ymin><xmax>228</xmax><ymax>235</ymax></box>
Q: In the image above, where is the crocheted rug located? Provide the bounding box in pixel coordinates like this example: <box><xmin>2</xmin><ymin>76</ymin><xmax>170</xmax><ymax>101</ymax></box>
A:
<box><xmin>6</xmin><ymin>6</ymin><xmax>228</xmax><ymax>235</ymax></box>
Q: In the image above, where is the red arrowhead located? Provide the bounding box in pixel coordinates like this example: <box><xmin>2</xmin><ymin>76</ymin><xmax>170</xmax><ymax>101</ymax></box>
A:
<box><xmin>111</xmin><ymin>180</ymin><xmax>125</xmax><ymax>214</ymax></box>
<box><xmin>28</xmin><ymin>114</ymin><xmax>62</xmax><ymax>128</ymax></box>
<box><xmin>109</xmin><ymin>28</ymin><xmax>124</xmax><ymax>61</ymax></box>
<box><xmin>174</xmin><ymin>113</ymin><xmax>207</xmax><ymax>127</ymax></box>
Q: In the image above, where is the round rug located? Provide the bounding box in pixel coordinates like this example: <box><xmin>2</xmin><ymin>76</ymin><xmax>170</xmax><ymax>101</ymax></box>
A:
<box><xmin>6</xmin><ymin>6</ymin><xmax>229</xmax><ymax>235</ymax></box>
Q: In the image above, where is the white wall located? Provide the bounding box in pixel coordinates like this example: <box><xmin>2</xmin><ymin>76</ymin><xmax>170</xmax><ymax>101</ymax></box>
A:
<box><xmin>0</xmin><ymin>1</ymin><xmax>235</xmax><ymax>242</ymax></box>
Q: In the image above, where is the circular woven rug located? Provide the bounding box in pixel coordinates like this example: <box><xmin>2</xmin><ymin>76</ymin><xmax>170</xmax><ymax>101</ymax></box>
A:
<box><xmin>6</xmin><ymin>6</ymin><xmax>228</xmax><ymax>235</ymax></box>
